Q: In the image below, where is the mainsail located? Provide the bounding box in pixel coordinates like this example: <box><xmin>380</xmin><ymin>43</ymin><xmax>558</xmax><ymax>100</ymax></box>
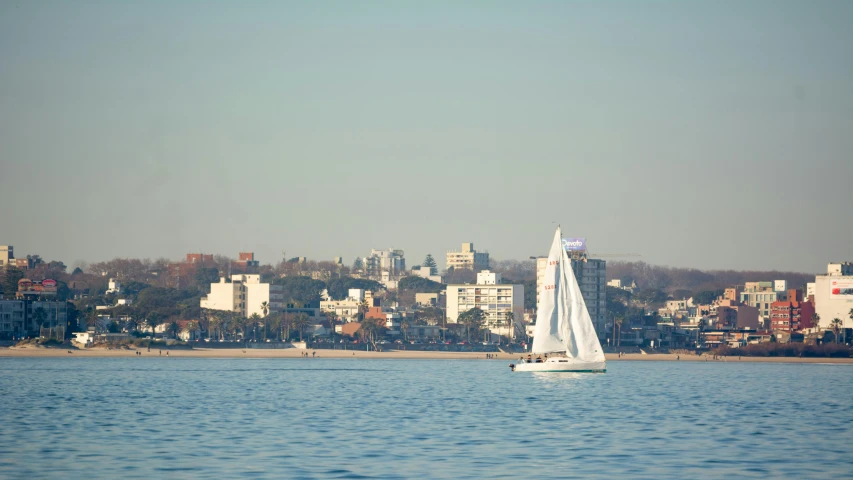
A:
<box><xmin>531</xmin><ymin>227</ymin><xmax>605</xmax><ymax>363</ymax></box>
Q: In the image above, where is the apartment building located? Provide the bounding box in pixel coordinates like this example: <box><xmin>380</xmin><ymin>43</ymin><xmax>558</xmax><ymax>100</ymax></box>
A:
<box><xmin>200</xmin><ymin>275</ymin><xmax>282</xmax><ymax>318</ymax></box>
<box><xmin>739</xmin><ymin>281</ymin><xmax>787</xmax><ymax>324</ymax></box>
<box><xmin>363</xmin><ymin>249</ymin><xmax>406</xmax><ymax>280</ymax></box>
<box><xmin>445</xmin><ymin>271</ymin><xmax>524</xmax><ymax>338</ymax></box>
<box><xmin>0</xmin><ymin>300</ymin><xmax>69</xmax><ymax>338</ymax></box>
<box><xmin>770</xmin><ymin>289</ymin><xmax>815</xmax><ymax>332</ymax></box>
<box><xmin>446</xmin><ymin>243</ymin><xmax>489</xmax><ymax>271</ymax></box>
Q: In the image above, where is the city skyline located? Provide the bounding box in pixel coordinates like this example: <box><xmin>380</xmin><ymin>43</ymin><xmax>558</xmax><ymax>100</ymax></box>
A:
<box><xmin>1</xmin><ymin>1</ymin><xmax>851</xmax><ymax>272</ymax></box>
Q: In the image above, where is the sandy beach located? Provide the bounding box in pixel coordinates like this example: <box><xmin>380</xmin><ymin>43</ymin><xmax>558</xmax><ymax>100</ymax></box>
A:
<box><xmin>2</xmin><ymin>346</ymin><xmax>852</xmax><ymax>363</ymax></box>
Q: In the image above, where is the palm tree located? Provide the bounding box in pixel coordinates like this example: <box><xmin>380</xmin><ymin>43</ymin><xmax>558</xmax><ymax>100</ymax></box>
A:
<box><xmin>145</xmin><ymin>312</ymin><xmax>162</xmax><ymax>338</ymax></box>
<box><xmin>250</xmin><ymin>313</ymin><xmax>262</xmax><ymax>342</ymax></box>
<box><xmin>830</xmin><ymin>318</ymin><xmax>843</xmax><ymax>344</ymax></box>
<box><xmin>811</xmin><ymin>312</ymin><xmax>821</xmax><ymax>332</ymax></box>
<box><xmin>459</xmin><ymin>308</ymin><xmax>484</xmax><ymax>343</ymax></box>
<box><xmin>326</xmin><ymin>312</ymin><xmax>338</xmax><ymax>341</ymax></box>
<box><xmin>260</xmin><ymin>302</ymin><xmax>270</xmax><ymax>340</ymax></box>
<box><xmin>614</xmin><ymin>317</ymin><xmax>624</xmax><ymax>347</ymax></box>
<box><xmin>207</xmin><ymin>313</ymin><xmax>221</xmax><ymax>341</ymax></box>
<box><xmin>265</xmin><ymin>313</ymin><xmax>282</xmax><ymax>342</ymax></box>
<box><xmin>291</xmin><ymin>313</ymin><xmax>312</xmax><ymax>342</ymax></box>
<box><xmin>32</xmin><ymin>308</ymin><xmax>48</xmax><ymax>336</ymax></box>
<box><xmin>504</xmin><ymin>311</ymin><xmax>515</xmax><ymax>344</ymax></box>
<box><xmin>358</xmin><ymin>300</ymin><xmax>369</xmax><ymax>321</ymax></box>
<box><xmin>400</xmin><ymin>320</ymin><xmax>410</xmax><ymax>342</ymax></box>
<box><xmin>125</xmin><ymin>315</ymin><xmax>141</xmax><ymax>333</ymax></box>
<box><xmin>167</xmin><ymin>320</ymin><xmax>180</xmax><ymax>339</ymax></box>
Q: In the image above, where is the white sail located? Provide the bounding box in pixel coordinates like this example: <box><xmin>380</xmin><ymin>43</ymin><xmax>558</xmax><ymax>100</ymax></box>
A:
<box><xmin>531</xmin><ymin>227</ymin><xmax>606</xmax><ymax>364</ymax></box>
<box><xmin>531</xmin><ymin>229</ymin><xmax>569</xmax><ymax>353</ymax></box>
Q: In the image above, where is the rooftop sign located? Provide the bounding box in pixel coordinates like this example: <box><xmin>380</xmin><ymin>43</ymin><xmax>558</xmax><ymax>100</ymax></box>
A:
<box><xmin>562</xmin><ymin>237</ymin><xmax>586</xmax><ymax>251</ymax></box>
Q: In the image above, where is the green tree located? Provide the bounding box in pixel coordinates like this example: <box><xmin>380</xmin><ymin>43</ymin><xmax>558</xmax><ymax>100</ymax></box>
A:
<box><xmin>692</xmin><ymin>289</ymin><xmax>725</xmax><ymax>305</ymax></box>
<box><xmin>325</xmin><ymin>276</ymin><xmax>382</xmax><ymax>301</ymax></box>
<box><xmin>352</xmin><ymin>258</ymin><xmax>363</xmax><ymax>273</ymax></box>
<box><xmin>504</xmin><ymin>311</ymin><xmax>515</xmax><ymax>344</ymax></box>
<box><xmin>250</xmin><ymin>313</ymin><xmax>262</xmax><ymax>341</ymax></box>
<box><xmin>167</xmin><ymin>320</ymin><xmax>180</xmax><ymax>339</ymax></box>
<box><xmin>184</xmin><ymin>320</ymin><xmax>200</xmax><ymax>340</ymax></box>
<box><xmin>400</xmin><ymin>319</ymin><xmax>410</xmax><ymax>342</ymax></box>
<box><xmin>291</xmin><ymin>313</ymin><xmax>312</xmax><ymax>342</ymax></box>
<box><xmin>357</xmin><ymin>317</ymin><xmax>385</xmax><ymax>346</ymax></box>
<box><xmin>422</xmin><ymin>254</ymin><xmax>438</xmax><ymax>275</ymax></box>
<box><xmin>145</xmin><ymin>312</ymin><xmax>163</xmax><ymax>337</ymax></box>
<box><xmin>3</xmin><ymin>267</ymin><xmax>24</xmax><ymax>300</ymax></box>
<box><xmin>125</xmin><ymin>315</ymin><xmax>141</xmax><ymax>333</ymax></box>
<box><xmin>830</xmin><ymin>318</ymin><xmax>843</xmax><ymax>344</ymax></box>
<box><xmin>397</xmin><ymin>276</ymin><xmax>443</xmax><ymax>293</ymax></box>
<box><xmin>358</xmin><ymin>300</ymin><xmax>370</xmax><ymax>321</ymax></box>
<box><xmin>458</xmin><ymin>308</ymin><xmax>485</xmax><ymax>343</ymax></box>
<box><xmin>811</xmin><ymin>313</ymin><xmax>821</xmax><ymax>332</ymax></box>
<box><xmin>277</xmin><ymin>276</ymin><xmax>325</xmax><ymax>307</ymax></box>
<box><xmin>193</xmin><ymin>267</ymin><xmax>220</xmax><ymax>288</ymax></box>
<box><xmin>33</xmin><ymin>308</ymin><xmax>48</xmax><ymax>334</ymax></box>
<box><xmin>613</xmin><ymin>317</ymin><xmax>624</xmax><ymax>347</ymax></box>
<box><xmin>326</xmin><ymin>311</ymin><xmax>338</xmax><ymax>341</ymax></box>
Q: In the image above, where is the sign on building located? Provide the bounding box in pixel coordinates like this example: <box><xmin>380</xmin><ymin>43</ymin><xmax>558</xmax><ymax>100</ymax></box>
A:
<box><xmin>562</xmin><ymin>238</ymin><xmax>586</xmax><ymax>251</ymax></box>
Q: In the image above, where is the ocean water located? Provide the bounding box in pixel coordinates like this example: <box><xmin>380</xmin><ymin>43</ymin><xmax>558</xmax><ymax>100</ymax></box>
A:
<box><xmin>0</xmin><ymin>358</ymin><xmax>851</xmax><ymax>479</ymax></box>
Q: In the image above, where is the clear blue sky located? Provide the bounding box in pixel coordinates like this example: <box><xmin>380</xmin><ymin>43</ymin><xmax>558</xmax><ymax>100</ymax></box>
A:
<box><xmin>1</xmin><ymin>1</ymin><xmax>851</xmax><ymax>272</ymax></box>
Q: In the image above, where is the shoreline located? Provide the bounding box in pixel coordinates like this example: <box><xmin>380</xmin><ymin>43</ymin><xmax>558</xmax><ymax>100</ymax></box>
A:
<box><xmin>1</xmin><ymin>347</ymin><xmax>852</xmax><ymax>363</ymax></box>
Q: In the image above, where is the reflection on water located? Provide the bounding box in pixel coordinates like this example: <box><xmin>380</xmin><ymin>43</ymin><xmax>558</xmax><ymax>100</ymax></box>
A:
<box><xmin>1</xmin><ymin>358</ymin><xmax>851</xmax><ymax>479</ymax></box>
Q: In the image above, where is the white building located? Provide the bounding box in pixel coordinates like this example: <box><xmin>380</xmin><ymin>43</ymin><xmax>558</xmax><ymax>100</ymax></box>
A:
<box><xmin>0</xmin><ymin>245</ymin><xmax>12</xmax><ymax>268</ymax></box>
<box><xmin>320</xmin><ymin>289</ymin><xmax>372</xmax><ymax>322</ymax></box>
<box><xmin>363</xmin><ymin>249</ymin><xmax>405</xmax><ymax>280</ymax></box>
<box><xmin>200</xmin><ymin>275</ymin><xmax>282</xmax><ymax>318</ymax></box>
<box><xmin>445</xmin><ymin>270</ymin><xmax>524</xmax><ymax>338</ymax></box>
<box><xmin>106</xmin><ymin>278</ymin><xmax>122</xmax><ymax>294</ymax></box>
<box><xmin>446</xmin><ymin>243</ymin><xmax>489</xmax><ymax>271</ymax></box>
<box><xmin>814</xmin><ymin>262</ymin><xmax>853</xmax><ymax>329</ymax></box>
<box><xmin>412</xmin><ymin>267</ymin><xmax>443</xmax><ymax>283</ymax></box>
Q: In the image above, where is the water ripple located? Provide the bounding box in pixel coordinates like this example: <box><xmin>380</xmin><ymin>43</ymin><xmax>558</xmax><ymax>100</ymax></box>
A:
<box><xmin>0</xmin><ymin>359</ymin><xmax>851</xmax><ymax>479</ymax></box>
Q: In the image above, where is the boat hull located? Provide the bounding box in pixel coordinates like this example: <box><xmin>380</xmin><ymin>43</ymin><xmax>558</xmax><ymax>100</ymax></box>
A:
<box><xmin>512</xmin><ymin>359</ymin><xmax>605</xmax><ymax>373</ymax></box>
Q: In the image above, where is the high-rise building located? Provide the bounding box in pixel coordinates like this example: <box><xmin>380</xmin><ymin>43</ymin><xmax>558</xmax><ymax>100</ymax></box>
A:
<box><xmin>446</xmin><ymin>243</ymin><xmax>489</xmax><ymax>271</ymax></box>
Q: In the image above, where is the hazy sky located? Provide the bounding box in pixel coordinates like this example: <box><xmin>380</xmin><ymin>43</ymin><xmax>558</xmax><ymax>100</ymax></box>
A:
<box><xmin>1</xmin><ymin>1</ymin><xmax>851</xmax><ymax>273</ymax></box>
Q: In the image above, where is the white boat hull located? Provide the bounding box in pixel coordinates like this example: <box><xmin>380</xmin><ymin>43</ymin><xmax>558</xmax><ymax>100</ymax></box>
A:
<box><xmin>512</xmin><ymin>358</ymin><xmax>605</xmax><ymax>373</ymax></box>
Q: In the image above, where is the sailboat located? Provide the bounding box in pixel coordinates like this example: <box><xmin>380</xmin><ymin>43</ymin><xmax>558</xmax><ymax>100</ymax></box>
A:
<box><xmin>512</xmin><ymin>227</ymin><xmax>606</xmax><ymax>373</ymax></box>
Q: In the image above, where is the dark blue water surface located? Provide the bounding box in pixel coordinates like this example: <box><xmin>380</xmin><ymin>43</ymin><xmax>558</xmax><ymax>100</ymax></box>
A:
<box><xmin>1</xmin><ymin>358</ymin><xmax>851</xmax><ymax>479</ymax></box>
